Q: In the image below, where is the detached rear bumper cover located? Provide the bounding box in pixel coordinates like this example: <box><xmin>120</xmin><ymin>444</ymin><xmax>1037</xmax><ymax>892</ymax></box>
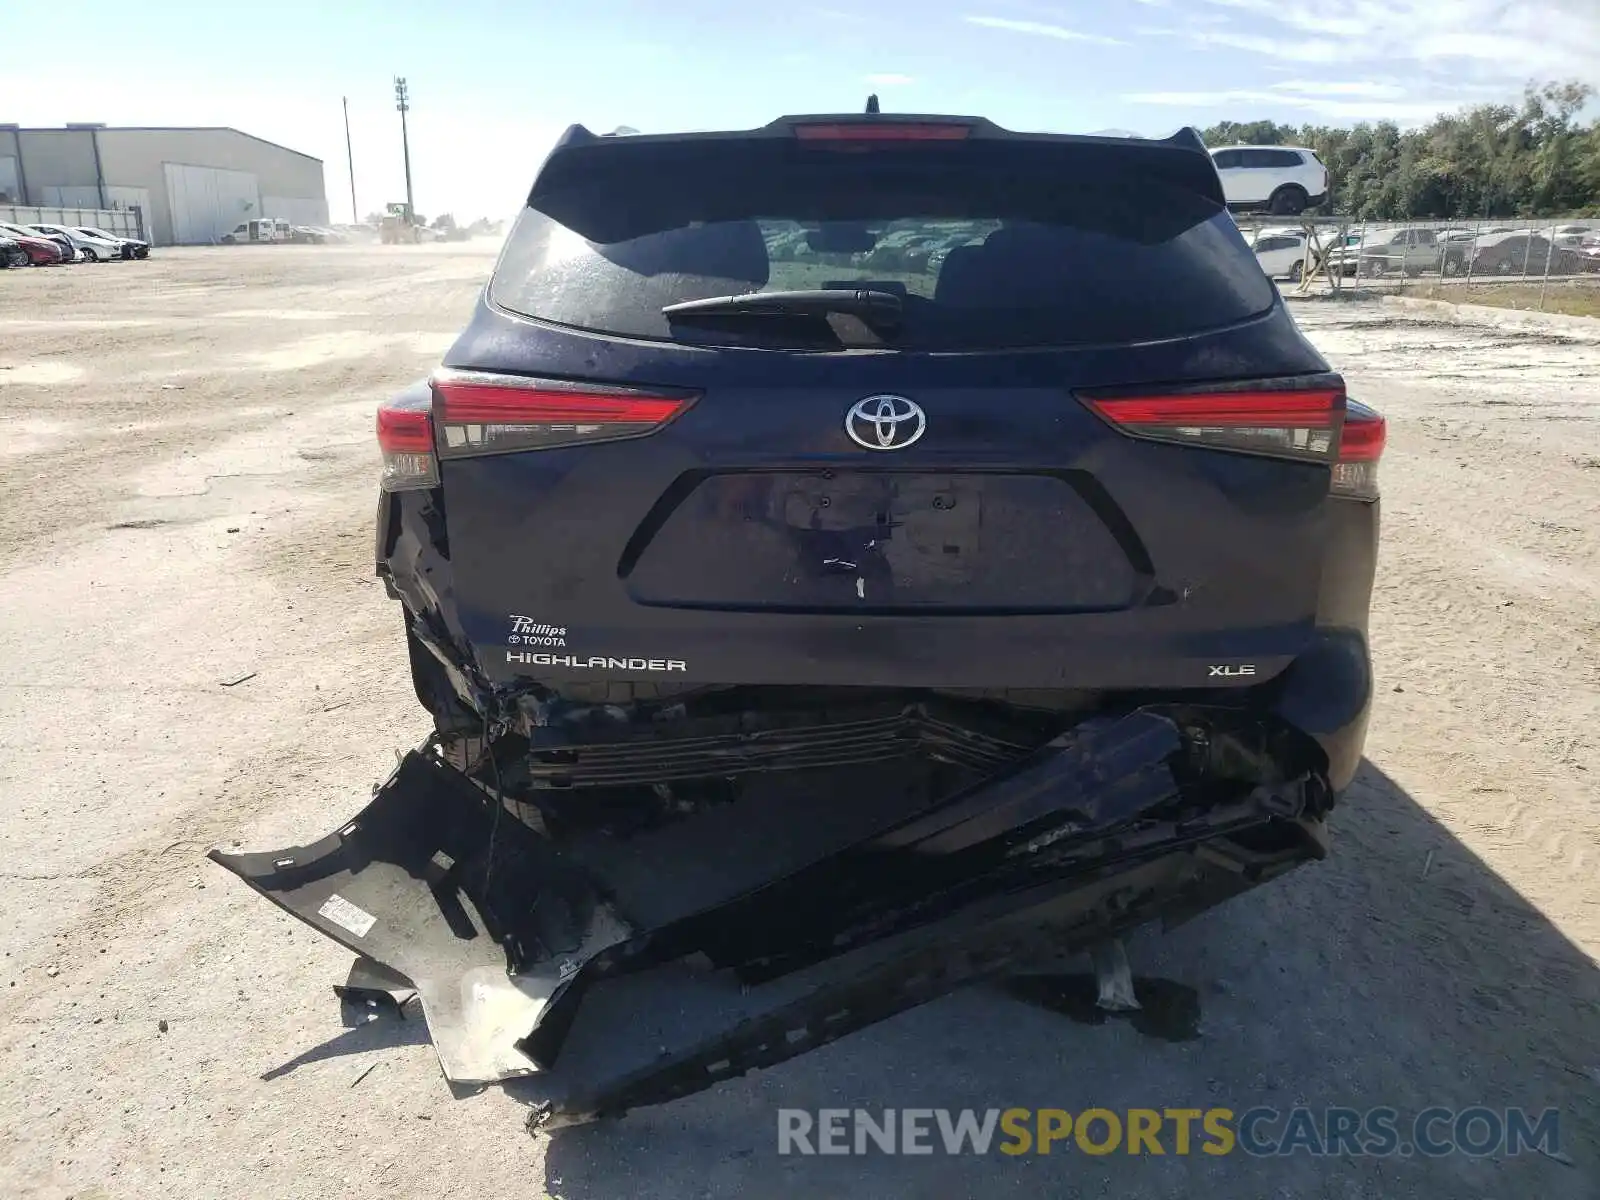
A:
<box><xmin>211</xmin><ymin>751</ymin><xmax>630</xmax><ymax>1083</ymax></box>
<box><xmin>211</xmin><ymin>710</ymin><xmax>1328</xmax><ymax>1124</ymax></box>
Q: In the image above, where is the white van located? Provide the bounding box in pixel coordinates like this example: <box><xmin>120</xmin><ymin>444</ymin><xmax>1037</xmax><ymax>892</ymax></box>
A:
<box><xmin>220</xmin><ymin>218</ymin><xmax>281</xmax><ymax>244</ymax></box>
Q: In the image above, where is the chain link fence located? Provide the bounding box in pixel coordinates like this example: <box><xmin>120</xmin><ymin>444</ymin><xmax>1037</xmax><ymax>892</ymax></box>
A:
<box><xmin>1234</xmin><ymin>215</ymin><xmax>1599</xmax><ymax>312</ymax></box>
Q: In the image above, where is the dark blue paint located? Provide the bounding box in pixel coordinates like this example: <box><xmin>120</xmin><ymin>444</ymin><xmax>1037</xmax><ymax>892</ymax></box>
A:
<box><xmin>418</xmin><ymin>292</ymin><xmax>1361</xmax><ymax>698</ymax></box>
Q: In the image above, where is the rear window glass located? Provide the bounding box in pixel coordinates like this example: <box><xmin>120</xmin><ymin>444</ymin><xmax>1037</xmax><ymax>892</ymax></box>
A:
<box><xmin>489</xmin><ymin>152</ymin><xmax>1274</xmax><ymax>350</ymax></box>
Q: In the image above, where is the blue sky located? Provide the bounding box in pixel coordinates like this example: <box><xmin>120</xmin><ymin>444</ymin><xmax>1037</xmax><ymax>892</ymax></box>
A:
<box><xmin>4</xmin><ymin>0</ymin><xmax>1596</xmax><ymax>221</ymax></box>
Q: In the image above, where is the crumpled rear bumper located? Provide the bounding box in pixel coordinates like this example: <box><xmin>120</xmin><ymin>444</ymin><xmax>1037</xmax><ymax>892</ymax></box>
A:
<box><xmin>211</xmin><ymin>708</ymin><xmax>1329</xmax><ymax>1125</ymax></box>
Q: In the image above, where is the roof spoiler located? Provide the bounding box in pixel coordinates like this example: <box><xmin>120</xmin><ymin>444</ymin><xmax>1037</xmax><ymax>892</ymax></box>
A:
<box><xmin>528</xmin><ymin>117</ymin><xmax>1221</xmax><ymax>207</ymax></box>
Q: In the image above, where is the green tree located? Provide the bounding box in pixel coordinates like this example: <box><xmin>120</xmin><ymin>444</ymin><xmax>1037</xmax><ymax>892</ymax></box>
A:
<box><xmin>1197</xmin><ymin>80</ymin><xmax>1600</xmax><ymax>220</ymax></box>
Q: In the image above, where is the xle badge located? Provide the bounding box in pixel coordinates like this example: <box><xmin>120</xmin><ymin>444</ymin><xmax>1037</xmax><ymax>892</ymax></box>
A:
<box><xmin>1208</xmin><ymin>664</ymin><xmax>1257</xmax><ymax>678</ymax></box>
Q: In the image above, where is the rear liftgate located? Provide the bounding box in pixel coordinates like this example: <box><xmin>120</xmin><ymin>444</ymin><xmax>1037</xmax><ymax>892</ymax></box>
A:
<box><xmin>210</xmin><ymin>708</ymin><xmax>1329</xmax><ymax>1128</ymax></box>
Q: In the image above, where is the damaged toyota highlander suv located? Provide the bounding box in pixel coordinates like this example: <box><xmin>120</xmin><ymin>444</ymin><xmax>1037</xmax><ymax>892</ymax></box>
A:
<box><xmin>213</xmin><ymin>112</ymin><xmax>1383</xmax><ymax>1127</ymax></box>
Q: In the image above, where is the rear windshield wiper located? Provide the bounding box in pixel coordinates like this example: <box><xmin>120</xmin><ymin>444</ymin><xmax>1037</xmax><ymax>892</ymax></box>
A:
<box><xmin>662</xmin><ymin>289</ymin><xmax>904</xmax><ymax>329</ymax></box>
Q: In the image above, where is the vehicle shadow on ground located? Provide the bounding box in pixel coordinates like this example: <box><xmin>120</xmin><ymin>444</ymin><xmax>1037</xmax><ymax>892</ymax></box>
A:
<box><xmin>538</xmin><ymin>759</ymin><xmax>1598</xmax><ymax>1200</ymax></box>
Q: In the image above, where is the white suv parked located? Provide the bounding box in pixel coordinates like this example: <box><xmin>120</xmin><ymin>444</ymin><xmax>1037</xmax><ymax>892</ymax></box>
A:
<box><xmin>1209</xmin><ymin>145</ymin><xmax>1329</xmax><ymax>216</ymax></box>
<box><xmin>1248</xmin><ymin>228</ymin><xmax>1309</xmax><ymax>281</ymax></box>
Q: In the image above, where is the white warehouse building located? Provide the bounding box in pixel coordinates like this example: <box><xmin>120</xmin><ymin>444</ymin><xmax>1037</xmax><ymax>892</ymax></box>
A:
<box><xmin>0</xmin><ymin>123</ymin><xmax>328</xmax><ymax>245</ymax></box>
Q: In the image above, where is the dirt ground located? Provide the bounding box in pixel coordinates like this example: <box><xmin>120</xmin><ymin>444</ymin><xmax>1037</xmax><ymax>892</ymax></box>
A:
<box><xmin>1</xmin><ymin>247</ymin><xmax>1596</xmax><ymax>1199</ymax></box>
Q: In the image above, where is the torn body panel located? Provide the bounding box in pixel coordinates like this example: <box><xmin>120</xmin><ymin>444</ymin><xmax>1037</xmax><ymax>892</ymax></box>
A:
<box><xmin>211</xmin><ymin>752</ymin><xmax>629</xmax><ymax>1083</ymax></box>
<box><xmin>212</xmin><ymin>705</ymin><xmax>1329</xmax><ymax>1123</ymax></box>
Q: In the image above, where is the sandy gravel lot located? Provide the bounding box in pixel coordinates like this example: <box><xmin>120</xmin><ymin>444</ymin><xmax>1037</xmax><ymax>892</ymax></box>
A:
<box><xmin>1</xmin><ymin>246</ymin><xmax>1596</xmax><ymax>1200</ymax></box>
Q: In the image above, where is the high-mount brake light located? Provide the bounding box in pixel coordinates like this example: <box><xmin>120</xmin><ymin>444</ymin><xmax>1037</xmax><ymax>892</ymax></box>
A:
<box><xmin>793</xmin><ymin>123</ymin><xmax>971</xmax><ymax>144</ymax></box>
<box><xmin>431</xmin><ymin>369</ymin><xmax>696</xmax><ymax>458</ymax></box>
<box><xmin>1085</xmin><ymin>382</ymin><xmax>1385</xmax><ymax>501</ymax></box>
<box><xmin>376</xmin><ymin>401</ymin><xmax>438</xmax><ymax>492</ymax></box>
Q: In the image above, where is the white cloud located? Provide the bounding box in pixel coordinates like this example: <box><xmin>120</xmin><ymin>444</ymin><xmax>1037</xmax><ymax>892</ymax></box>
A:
<box><xmin>1199</xmin><ymin>0</ymin><xmax>1366</xmax><ymax>36</ymax></box>
<box><xmin>1184</xmin><ymin>0</ymin><xmax>1600</xmax><ymax>84</ymax></box>
<box><xmin>962</xmin><ymin>16</ymin><xmax>1127</xmax><ymax>45</ymax></box>
<box><xmin>1131</xmin><ymin>0</ymin><xmax>1600</xmax><ymax>125</ymax></box>
<box><xmin>1122</xmin><ymin>88</ymin><xmax>1479</xmax><ymax>123</ymax></box>
<box><xmin>865</xmin><ymin>73</ymin><xmax>915</xmax><ymax>86</ymax></box>
<box><xmin>1182</xmin><ymin>30</ymin><xmax>1347</xmax><ymax>62</ymax></box>
<box><xmin>1411</xmin><ymin>29</ymin><xmax>1588</xmax><ymax>76</ymax></box>
<box><xmin>1269</xmin><ymin>80</ymin><xmax>1406</xmax><ymax>99</ymax></box>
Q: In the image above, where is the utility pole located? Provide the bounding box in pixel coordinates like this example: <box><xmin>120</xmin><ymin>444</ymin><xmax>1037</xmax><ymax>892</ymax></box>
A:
<box><xmin>342</xmin><ymin>96</ymin><xmax>358</xmax><ymax>223</ymax></box>
<box><xmin>394</xmin><ymin>76</ymin><xmax>414</xmax><ymax>223</ymax></box>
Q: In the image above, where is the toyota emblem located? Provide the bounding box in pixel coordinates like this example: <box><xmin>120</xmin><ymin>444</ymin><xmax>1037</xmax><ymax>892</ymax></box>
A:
<box><xmin>845</xmin><ymin>395</ymin><xmax>926</xmax><ymax>451</ymax></box>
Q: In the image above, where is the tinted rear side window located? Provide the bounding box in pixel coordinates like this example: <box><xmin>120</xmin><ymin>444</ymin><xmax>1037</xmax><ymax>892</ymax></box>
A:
<box><xmin>490</xmin><ymin>151</ymin><xmax>1274</xmax><ymax>350</ymax></box>
<box><xmin>1240</xmin><ymin>149</ymin><xmax>1303</xmax><ymax>168</ymax></box>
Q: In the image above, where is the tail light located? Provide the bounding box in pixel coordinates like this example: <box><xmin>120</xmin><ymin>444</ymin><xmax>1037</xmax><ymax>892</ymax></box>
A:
<box><xmin>1083</xmin><ymin>379</ymin><xmax>1385</xmax><ymax>500</ymax></box>
<box><xmin>1332</xmin><ymin>400</ymin><xmax>1385</xmax><ymax>500</ymax></box>
<box><xmin>376</xmin><ymin>371</ymin><xmax>697</xmax><ymax>491</ymax></box>
<box><xmin>432</xmin><ymin>369</ymin><xmax>696</xmax><ymax>457</ymax></box>
<box><xmin>1086</xmin><ymin>384</ymin><xmax>1342</xmax><ymax>461</ymax></box>
<box><xmin>376</xmin><ymin>395</ymin><xmax>438</xmax><ymax>492</ymax></box>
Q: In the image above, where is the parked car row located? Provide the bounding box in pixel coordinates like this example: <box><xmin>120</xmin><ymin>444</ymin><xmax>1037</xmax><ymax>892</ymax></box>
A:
<box><xmin>0</xmin><ymin>220</ymin><xmax>150</xmax><ymax>267</ymax></box>
<box><xmin>1349</xmin><ymin>225</ymin><xmax>1598</xmax><ymax>277</ymax></box>
<box><xmin>1246</xmin><ymin>221</ymin><xmax>1599</xmax><ymax>281</ymax></box>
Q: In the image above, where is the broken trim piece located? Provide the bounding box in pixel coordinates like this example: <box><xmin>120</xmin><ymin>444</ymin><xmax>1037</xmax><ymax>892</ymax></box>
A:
<box><xmin>529</xmin><ymin>825</ymin><xmax>1319</xmax><ymax>1128</ymax></box>
<box><xmin>210</xmin><ymin>750</ymin><xmax>630</xmax><ymax>1083</ymax></box>
<box><xmin>212</xmin><ymin>710</ymin><xmax>1328</xmax><ymax>1122</ymax></box>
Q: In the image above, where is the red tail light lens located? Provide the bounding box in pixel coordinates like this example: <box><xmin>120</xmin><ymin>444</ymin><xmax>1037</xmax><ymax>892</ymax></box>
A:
<box><xmin>1084</xmin><ymin>381</ymin><xmax>1384</xmax><ymax>501</ymax></box>
<box><xmin>794</xmin><ymin>123</ymin><xmax>971</xmax><ymax>145</ymax></box>
<box><xmin>1086</xmin><ymin>386</ymin><xmax>1343</xmax><ymax>462</ymax></box>
<box><xmin>376</xmin><ymin>401</ymin><xmax>438</xmax><ymax>492</ymax></box>
<box><xmin>1332</xmin><ymin>400</ymin><xmax>1385</xmax><ymax>500</ymax></box>
<box><xmin>432</xmin><ymin>369</ymin><xmax>696</xmax><ymax>457</ymax></box>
